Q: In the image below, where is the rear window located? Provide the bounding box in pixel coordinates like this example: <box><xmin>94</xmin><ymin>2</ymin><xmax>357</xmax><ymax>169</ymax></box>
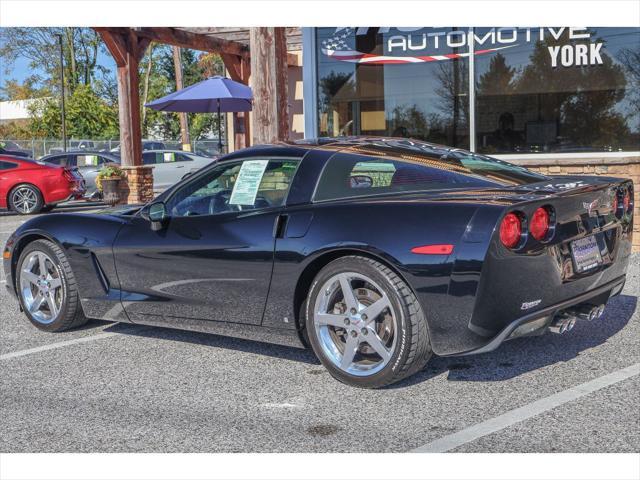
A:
<box><xmin>446</xmin><ymin>151</ymin><xmax>548</xmax><ymax>185</ymax></box>
<box><xmin>0</xmin><ymin>160</ymin><xmax>18</xmax><ymax>170</ymax></box>
<box><xmin>313</xmin><ymin>153</ymin><xmax>500</xmax><ymax>202</ymax></box>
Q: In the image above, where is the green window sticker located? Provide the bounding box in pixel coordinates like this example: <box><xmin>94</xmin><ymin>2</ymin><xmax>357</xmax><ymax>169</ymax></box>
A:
<box><xmin>229</xmin><ymin>160</ymin><xmax>269</xmax><ymax>205</ymax></box>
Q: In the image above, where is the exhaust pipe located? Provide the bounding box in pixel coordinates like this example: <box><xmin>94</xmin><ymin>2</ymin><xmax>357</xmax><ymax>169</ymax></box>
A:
<box><xmin>566</xmin><ymin>304</ymin><xmax>604</xmax><ymax>321</ymax></box>
<box><xmin>549</xmin><ymin>304</ymin><xmax>606</xmax><ymax>334</ymax></box>
<box><xmin>549</xmin><ymin>313</ymin><xmax>576</xmax><ymax>334</ymax></box>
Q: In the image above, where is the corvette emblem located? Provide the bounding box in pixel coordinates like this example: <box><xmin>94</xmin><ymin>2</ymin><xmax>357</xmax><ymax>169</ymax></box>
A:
<box><xmin>521</xmin><ymin>299</ymin><xmax>542</xmax><ymax>310</ymax></box>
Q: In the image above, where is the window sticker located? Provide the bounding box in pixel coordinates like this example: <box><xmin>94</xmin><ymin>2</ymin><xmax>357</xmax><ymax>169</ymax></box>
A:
<box><xmin>83</xmin><ymin>155</ymin><xmax>98</xmax><ymax>166</ymax></box>
<box><xmin>164</xmin><ymin>152</ymin><xmax>176</xmax><ymax>163</ymax></box>
<box><xmin>229</xmin><ymin>160</ymin><xmax>269</xmax><ymax>205</ymax></box>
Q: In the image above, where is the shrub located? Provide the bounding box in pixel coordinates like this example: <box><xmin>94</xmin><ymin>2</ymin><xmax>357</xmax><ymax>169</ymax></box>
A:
<box><xmin>96</xmin><ymin>165</ymin><xmax>124</xmax><ymax>192</ymax></box>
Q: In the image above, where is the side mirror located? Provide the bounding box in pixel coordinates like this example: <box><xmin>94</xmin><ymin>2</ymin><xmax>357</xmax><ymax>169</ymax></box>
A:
<box><xmin>147</xmin><ymin>202</ymin><xmax>168</xmax><ymax>231</ymax></box>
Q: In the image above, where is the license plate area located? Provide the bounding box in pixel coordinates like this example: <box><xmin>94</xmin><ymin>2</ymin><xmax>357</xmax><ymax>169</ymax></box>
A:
<box><xmin>571</xmin><ymin>235</ymin><xmax>603</xmax><ymax>273</ymax></box>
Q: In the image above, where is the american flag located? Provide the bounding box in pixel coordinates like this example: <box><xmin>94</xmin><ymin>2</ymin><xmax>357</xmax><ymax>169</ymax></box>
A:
<box><xmin>321</xmin><ymin>27</ymin><xmax>518</xmax><ymax>65</ymax></box>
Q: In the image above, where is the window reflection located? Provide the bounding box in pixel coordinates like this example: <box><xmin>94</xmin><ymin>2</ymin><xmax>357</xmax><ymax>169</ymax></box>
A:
<box><xmin>474</xmin><ymin>27</ymin><xmax>640</xmax><ymax>153</ymax></box>
<box><xmin>316</xmin><ymin>27</ymin><xmax>470</xmax><ymax>148</ymax></box>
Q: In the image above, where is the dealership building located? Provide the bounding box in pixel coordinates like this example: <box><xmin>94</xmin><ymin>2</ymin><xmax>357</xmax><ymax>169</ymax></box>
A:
<box><xmin>295</xmin><ymin>27</ymin><xmax>639</xmax><ymax>249</ymax></box>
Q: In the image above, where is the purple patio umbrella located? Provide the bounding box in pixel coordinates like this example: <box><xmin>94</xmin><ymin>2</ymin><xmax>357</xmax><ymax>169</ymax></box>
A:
<box><xmin>145</xmin><ymin>75</ymin><xmax>252</xmax><ymax>152</ymax></box>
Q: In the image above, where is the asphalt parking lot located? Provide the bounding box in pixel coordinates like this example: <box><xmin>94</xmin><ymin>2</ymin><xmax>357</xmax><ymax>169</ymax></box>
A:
<box><xmin>1</xmin><ymin>210</ymin><xmax>638</xmax><ymax>453</ymax></box>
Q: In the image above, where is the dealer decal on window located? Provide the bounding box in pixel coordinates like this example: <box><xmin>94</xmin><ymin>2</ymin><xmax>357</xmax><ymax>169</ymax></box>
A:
<box><xmin>229</xmin><ymin>160</ymin><xmax>269</xmax><ymax>205</ymax></box>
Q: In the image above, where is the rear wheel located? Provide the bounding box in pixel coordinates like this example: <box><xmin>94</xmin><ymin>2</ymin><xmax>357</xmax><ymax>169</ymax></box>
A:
<box><xmin>8</xmin><ymin>184</ymin><xmax>43</xmax><ymax>214</ymax></box>
<box><xmin>16</xmin><ymin>239</ymin><xmax>88</xmax><ymax>332</ymax></box>
<box><xmin>305</xmin><ymin>256</ymin><xmax>432</xmax><ymax>388</ymax></box>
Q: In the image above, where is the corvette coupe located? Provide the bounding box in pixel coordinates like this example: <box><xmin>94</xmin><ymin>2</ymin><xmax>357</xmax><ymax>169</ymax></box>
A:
<box><xmin>3</xmin><ymin>138</ymin><xmax>634</xmax><ymax>388</ymax></box>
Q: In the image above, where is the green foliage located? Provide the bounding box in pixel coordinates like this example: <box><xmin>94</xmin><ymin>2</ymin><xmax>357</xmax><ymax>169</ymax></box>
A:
<box><xmin>2</xmin><ymin>27</ymin><xmax>227</xmax><ymax>143</ymax></box>
<box><xmin>96</xmin><ymin>164</ymin><xmax>124</xmax><ymax>192</ymax></box>
<box><xmin>27</xmin><ymin>85</ymin><xmax>119</xmax><ymax>139</ymax></box>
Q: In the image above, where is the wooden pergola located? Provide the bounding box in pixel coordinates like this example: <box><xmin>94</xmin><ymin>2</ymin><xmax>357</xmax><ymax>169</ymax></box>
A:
<box><xmin>93</xmin><ymin>27</ymin><xmax>298</xmax><ymax>202</ymax></box>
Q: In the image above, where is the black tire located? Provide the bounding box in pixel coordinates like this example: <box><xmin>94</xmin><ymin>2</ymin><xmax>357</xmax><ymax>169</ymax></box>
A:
<box><xmin>305</xmin><ymin>255</ymin><xmax>432</xmax><ymax>388</ymax></box>
<box><xmin>8</xmin><ymin>184</ymin><xmax>44</xmax><ymax>215</ymax></box>
<box><xmin>16</xmin><ymin>239</ymin><xmax>88</xmax><ymax>332</ymax></box>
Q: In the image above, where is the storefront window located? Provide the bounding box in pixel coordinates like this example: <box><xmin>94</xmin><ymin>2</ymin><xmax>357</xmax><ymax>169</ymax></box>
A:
<box><xmin>316</xmin><ymin>27</ymin><xmax>470</xmax><ymax>148</ymax></box>
<box><xmin>474</xmin><ymin>28</ymin><xmax>640</xmax><ymax>154</ymax></box>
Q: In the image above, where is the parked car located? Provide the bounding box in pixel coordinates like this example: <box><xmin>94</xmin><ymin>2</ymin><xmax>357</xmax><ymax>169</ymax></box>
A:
<box><xmin>40</xmin><ymin>151</ymin><xmax>120</xmax><ymax>199</ymax></box>
<box><xmin>0</xmin><ymin>155</ymin><xmax>85</xmax><ymax>214</ymax></box>
<box><xmin>2</xmin><ymin>138</ymin><xmax>634</xmax><ymax>388</ymax></box>
<box><xmin>40</xmin><ymin>150</ymin><xmax>213</xmax><ymax>198</ymax></box>
<box><xmin>48</xmin><ymin>140</ymin><xmax>96</xmax><ymax>155</ymax></box>
<box><xmin>141</xmin><ymin>150</ymin><xmax>215</xmax><ymax>193</ymax></box>
<box><xmin>110</xmin><ymin>140</ymin><xmax>166</xmax><ymax>153</ymax></box>
<box><xmin>0</xmin><ymin>140</ymin><xmax>32</xmax><ymax>158</ymax></box>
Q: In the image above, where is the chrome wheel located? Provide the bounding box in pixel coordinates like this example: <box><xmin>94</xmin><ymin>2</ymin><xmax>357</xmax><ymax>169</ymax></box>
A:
<box><xmin>12</xmin><ymin>187</ymin><xmax>38</xmax><ymax>213</ymax></box>
<box><xmin>313</xmin><ymin>272</ymin><xmax>397</xmax><ymax>376</ymax></box>
<box><xmin>19</xmin><ymin>251</ymin><xmax>63</xmax><ymax>324</ymax></box>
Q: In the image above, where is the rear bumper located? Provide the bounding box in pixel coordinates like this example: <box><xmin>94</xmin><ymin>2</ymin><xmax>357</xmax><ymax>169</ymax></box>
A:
<box><xmin>448</xmin><ymin>275</ymin><xmax>626</xmax><ymax>356</ymax></box>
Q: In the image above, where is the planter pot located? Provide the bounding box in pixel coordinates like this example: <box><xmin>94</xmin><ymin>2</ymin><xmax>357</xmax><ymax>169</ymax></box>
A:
<box><xmin>101</xmin><ymin>177</ymin><xmax>124</xmax><ymax>206</ymax></box>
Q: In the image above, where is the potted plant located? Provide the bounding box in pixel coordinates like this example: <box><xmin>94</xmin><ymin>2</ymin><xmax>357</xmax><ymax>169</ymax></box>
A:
<box><xmin>96</xmin><ymin>165</ymin><xmax>125</xmax><ymax>205</ymax></box>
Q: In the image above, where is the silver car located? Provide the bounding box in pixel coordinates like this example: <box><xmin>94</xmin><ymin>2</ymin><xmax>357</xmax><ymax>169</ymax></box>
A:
<box><xmin>40</xmin><ymin>150</ymin><xmax>215</xmax><ymax>197</ymax></box>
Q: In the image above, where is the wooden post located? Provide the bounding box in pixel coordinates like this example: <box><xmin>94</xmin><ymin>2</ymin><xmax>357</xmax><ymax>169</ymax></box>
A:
<box><xmin>222</xmin><ymin>53</ymin><xmax>251</xmax><ymax>150</ymax></box>
<box><xmin>97</xmin><ymin>28</ymin><xmax>152</xmax><ymax>203</ymax></box>
<box><xmin>250</xmin><ymin>27</ymin><xmax>289</xmax><ymax>145</ymax></box>
<box><xmin>172</xmin><ymin>46</ymin><xmax>191</xmax><ymax>151</ymax></box>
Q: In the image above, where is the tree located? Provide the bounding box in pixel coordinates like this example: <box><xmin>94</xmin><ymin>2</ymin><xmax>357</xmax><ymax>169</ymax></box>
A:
<box><xmin>476</xmin><ymin>53</ymin><xmax>516</xmax><ymax>96</ymax></box>
<box><xmin>516</xmin><ymin>31</ymin><xmax>629</xmax><ymax>148</ymax></box>
<box><xmin>28</xmin><ymin>85</ymin><xmax>118</xmax><ymax>139</ymax></box>
<box><xmin>0</xmin><ymin>76</ymin><xmax>48</xmax><ymax>101</ymax></box>
<box><xmin>0</xmin><ymin>27</ymin><xmax>105</xmax><ymax>95</ymax></box>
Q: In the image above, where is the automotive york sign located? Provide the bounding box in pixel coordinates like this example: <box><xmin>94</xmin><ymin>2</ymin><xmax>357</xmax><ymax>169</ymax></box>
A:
<box><xmin>321</xmin><ymin>27</ymin><xmax>604</xmax><ymax>67</ymax></box>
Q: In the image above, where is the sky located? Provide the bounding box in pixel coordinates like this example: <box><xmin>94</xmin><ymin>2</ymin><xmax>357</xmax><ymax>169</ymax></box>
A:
<box><xmin>0</xmin><ymin>41</ymin><xmax>116</xmax><ymax>89</ymax></box>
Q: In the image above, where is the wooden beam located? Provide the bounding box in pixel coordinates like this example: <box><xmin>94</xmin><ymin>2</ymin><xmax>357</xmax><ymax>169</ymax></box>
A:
<box><xmin>98</xmin><ymin>29</ymin><xmax>143</xmax><ymax>167</ymax></box>
<box><xmin>250</xmin><ymin>27</ymin><xmax>289</xmax><ymax>144</ymax></box>
<box><xmin>132</xmin><ymin>27</ymin><xmax>249</xmax><ymax>58</ymax></box>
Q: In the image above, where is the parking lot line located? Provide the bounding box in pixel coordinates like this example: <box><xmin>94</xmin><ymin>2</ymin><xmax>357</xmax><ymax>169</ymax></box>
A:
<box><xmin>410</xmin><ymin>362</ymin><xmax>640</xmax><ymax>453</ymax></box>
<box><xmin>0</xmin><ymin>332</ymin><xmax>119</xmax><ymax>361</ymax></box>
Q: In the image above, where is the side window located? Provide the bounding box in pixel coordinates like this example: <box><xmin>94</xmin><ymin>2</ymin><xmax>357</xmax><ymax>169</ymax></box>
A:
<box><xmin>0</xmin><ymin>160</ymin><xmax>18</xmax><ymax>170</ymax></box>
<box><xmin>166</xmin><ymin>158</ymin><xmax>299</xmax><ymax>217</ymax></box>
<box><xmin>45</xmin><ymin>155</ymin><xmax>66</xmax><ymax>166</ymax></box>
<box><xmin>314</xmin><ymin>153</ymin><xmax>497</xmax><ymax>202</ymax></box>
<box><xmin>170</xmin><ymin>153</ymin><xmax>192</xmax><ymax>163</ymax></box>
<box><xmin>143</xmin><ymin>152</ymin><xmax>162</xmax><ymax>165</ymax></box>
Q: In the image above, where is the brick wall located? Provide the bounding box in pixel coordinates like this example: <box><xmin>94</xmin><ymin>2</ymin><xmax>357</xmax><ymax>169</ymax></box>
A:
<box><xmin>503</xmin><ymin>156</ymin><xmax>639</xmax><ymax>252</ymax></box>
<box><xmin>121</xmin><ymin>166</ymin><xmax>154</xmax><ymax>204</ymax></box>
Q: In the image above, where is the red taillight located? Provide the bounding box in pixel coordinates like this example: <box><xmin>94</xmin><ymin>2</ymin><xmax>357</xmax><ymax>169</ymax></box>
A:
<box><xmin>62</xmin><ymin>169</ymin><xmax>74</xmax><ymax>182</ymax></box>
<box><xmin>500</xmin><ymin>213</ymin><xmax>522</xmax><ymax>249</ymax></box>
<box><xmin>530</xmin><ymin>207</ymin><xmax>550</xmax><ymax>241</ymax></box>
<box><xmin>411</xmin><ymin>244</ymin><xmax>454</xmax><ymax>255</ymax></box>
<box><xmin>623</xmin><ymin>190</ymin><xmax>631</xmax><ymax>213</ymax></box>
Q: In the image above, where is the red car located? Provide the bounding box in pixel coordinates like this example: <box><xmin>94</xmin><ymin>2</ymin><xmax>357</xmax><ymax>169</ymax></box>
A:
<box><xmin>0</xmin><ymin>155</ymin><xmax>86</xmax><ymax>214</ymax></box>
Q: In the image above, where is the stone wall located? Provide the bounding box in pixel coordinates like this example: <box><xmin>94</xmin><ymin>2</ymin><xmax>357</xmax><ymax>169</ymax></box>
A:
<box><xmin>503</xmin><ymin>155</ymin><xmax>639</xmax><ymax>251</ymax></box>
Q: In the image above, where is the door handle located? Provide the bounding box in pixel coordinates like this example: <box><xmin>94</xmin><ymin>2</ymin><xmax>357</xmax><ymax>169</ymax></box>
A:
<box><xmin>175</xmin><ymin>165</ymin><xmax>185</xmax><ymax>168</ymax></box>
<box><xmin>272</xmin><ymin>214</ymin><xmax>289</xmax><ymax>238</ymax></box>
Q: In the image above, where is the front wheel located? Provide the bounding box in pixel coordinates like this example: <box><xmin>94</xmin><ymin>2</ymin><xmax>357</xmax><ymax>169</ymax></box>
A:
<box><xmin>305</xmin><ymin>256</ymin><xmax>432</xmax><ymax>388</ymax></box>
<box><xmin>16</xmin><ymin>239</ymin><xmax>88</xmax><ymax>332</ymax></box>
<box><xmin>9</xmin><ymin>184</ymin><xmax>44</xmax><ymax>214</ymax></box>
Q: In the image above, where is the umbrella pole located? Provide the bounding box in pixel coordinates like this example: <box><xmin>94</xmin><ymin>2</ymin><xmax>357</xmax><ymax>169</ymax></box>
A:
<box><xmin>217</xmin><ymin>101</ymin><xmax>222</xmax><ymax>154</ymax></box>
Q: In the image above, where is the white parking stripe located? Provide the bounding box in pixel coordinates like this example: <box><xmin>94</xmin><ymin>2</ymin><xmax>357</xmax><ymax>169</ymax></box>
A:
<box><xmin>0</xmin><ymin>332</ymin><xmax>118</xmax><ymax>361</ymax></box>
<box><xmin>411</xmin><ymin>363</ymin><xmax>640</xmax><ymax>453</ymax></box>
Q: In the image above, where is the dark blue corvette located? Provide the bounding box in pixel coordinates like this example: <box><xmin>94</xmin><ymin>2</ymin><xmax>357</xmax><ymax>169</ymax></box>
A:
<box><xmin>3</xmin><ymin>138</ymin><xmax>634</xmax><ymax>387</ymax></box>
